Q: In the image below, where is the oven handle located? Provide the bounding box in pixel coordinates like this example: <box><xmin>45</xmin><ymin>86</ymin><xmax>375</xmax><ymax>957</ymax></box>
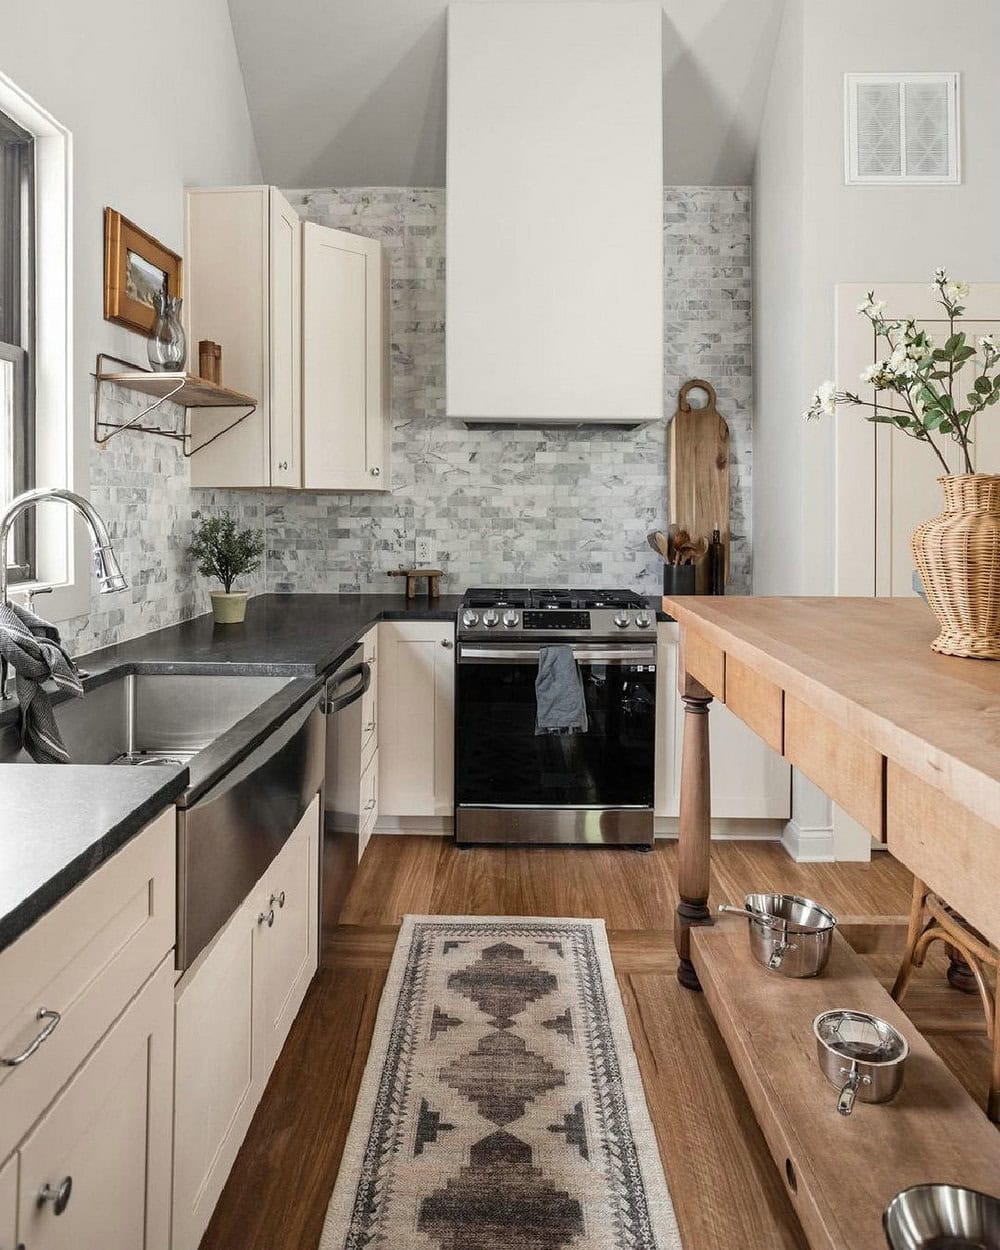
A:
<box><xmin>458</xmin><ymin>646</ymin><xmax>656</xmax><ymax>664</ymax></box>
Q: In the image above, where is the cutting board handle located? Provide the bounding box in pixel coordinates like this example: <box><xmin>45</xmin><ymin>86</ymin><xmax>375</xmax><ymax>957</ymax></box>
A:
<box><xmin>678</xmin><ymin>379</ymin><xmax>718</xmax><ymax>413</ymax></box>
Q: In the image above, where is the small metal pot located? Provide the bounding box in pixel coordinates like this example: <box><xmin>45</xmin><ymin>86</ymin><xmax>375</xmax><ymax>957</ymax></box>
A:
<box><xmin>884</xmin><ymin>1183</ymin><xmax>1000</xmax><ymax>1249</ymax></box>
<box><xmin>814</xmin><ymin>1009</ymin><xmax>909</xmax><ymax>1116</ymax></box>
<box><xmin>719</xmin><ymin>893</ymin><xmax>838</xmax><ymax>977</ymax></box>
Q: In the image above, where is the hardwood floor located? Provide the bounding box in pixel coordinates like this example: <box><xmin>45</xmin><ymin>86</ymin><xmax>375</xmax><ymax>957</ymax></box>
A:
<box><xmin>199</xmin><ymin>836</ymin><xmax>991</xmax><ymax>1250</ymax></box>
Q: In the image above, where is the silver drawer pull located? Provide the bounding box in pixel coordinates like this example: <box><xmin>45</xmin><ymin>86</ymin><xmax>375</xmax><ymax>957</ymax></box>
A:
<box><xmin>257</xmin><ymin>909</ymin><xmax>275</xmax><ymax>928</ymax></box>
<box><xmin>270</xmin><ymin>891</ymin><xmax>286</xmax><ymax>910</ymax></box>
<box><xmin>364</xmin><ymin>798</ymin><xmax>377</xmax><ymax>811</ymax></box>
<box><xmin>38</xmin><ymin>1175</ymin><xmax>73</xmax><ymax>1215</ymax></box>
<box><xmin>365</xmin><ymin>720</ymin><xmax>376</xmax><ymax>732</ymax></box>
<box><xmin>1</xmin><ymin>1008</ymin><xmax>61</xmax><ymax>1067</ymax></box>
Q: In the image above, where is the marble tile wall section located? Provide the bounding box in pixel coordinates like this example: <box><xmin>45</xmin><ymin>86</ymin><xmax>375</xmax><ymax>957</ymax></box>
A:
<box><xmin>276</xmin><ymin>186</ymin><xmax>752</xmax><ymax>595</ymax></box>
<box><xmin>52</xmin><ymin>186</ymin><xmax>751</xmax><ymax>657</ymax></box>
<box><xmin>55</xmin><ymin>381</ymin><xmax>265</xmax><ymax>656</ymax></box>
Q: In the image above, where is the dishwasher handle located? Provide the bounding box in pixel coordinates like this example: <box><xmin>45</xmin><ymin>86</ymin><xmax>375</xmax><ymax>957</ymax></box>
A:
<box><xmin>322</xmin><ymin>661</ymin><xmax>371</xmax><ymax>715</ymax></box>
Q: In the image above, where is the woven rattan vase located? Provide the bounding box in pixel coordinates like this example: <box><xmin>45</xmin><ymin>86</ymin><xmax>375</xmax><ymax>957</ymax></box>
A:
<box><xmin>912</xmin><ymin>474</ymin><xmax>1000</xmax><ymax>659</ymax></box>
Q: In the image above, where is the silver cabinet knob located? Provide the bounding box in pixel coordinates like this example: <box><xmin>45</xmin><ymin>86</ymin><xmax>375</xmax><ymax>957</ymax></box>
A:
<box><xmin>441</xmin><ymin>638</ymin><xmax>454</xmax><ymax>649</ymax></box>
<box><xmin>269</xmin><ymin>891</ymin><xmax>286</xmax><ymax>910</ymax></box>
<box><xmin>39</xmin><ymin>1176</ymin><xmax>73</xmax><ymax>1215</ymax></box>
<box><xmin>365</xmin><ymin>719</ymin><xmax>376</xmax><ymax>732</ymax></box>
<box><xmin>257</xmin><ymin>909</ymin><xmax>275</xmax><ymax>928</ymax></box>
<box><xmin>277</xmin><ymin>460</ymin><xmax>289</xmax><ymax>471</ymax></box>
<box><xmin>370</xmin><ymin>466</ymin><xmax>381</xmax><ymax>477</ymax></box>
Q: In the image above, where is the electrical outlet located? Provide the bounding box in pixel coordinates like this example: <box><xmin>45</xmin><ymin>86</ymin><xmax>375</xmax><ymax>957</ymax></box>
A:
<box><xmin>415</xmin><ymin>536</ymin><xmax>433</xmax><ymax>565</ymax></box>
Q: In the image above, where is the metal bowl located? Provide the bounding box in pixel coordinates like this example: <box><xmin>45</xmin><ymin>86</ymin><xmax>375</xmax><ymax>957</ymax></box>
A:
<box><xmin>742</xmin><ymin>892</ymin><xmax>838</xmax><ymax>977</ymax></box>
<box><xmin>884</xmin><ymin>1184</ymin><xmax>1000</xmax><ymax>1249</ymax></box>
<box><xmin>814</xmin><ymin>1009</ymin><xmax>909</xmax><ymax>1115</ymax></box>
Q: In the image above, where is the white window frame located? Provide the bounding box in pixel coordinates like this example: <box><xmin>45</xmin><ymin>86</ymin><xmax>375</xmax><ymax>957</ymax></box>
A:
<box><xmin>844</xmin><ymin>72</ymin><xmax>960</xmax><ymax>186</ymax></box>
<box><xmin>0</xmin><ymin>71</ymin><xmax>87</xmax><ymax>618</ymax></box>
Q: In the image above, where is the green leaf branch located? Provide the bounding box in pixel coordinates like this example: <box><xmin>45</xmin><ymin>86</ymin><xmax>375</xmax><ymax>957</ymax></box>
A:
<box><xmin>188</xmin><ymin>512</ymin><xmax>265</xmax><ymax>594</ymax></box>
<box><xmin>804</xmin><ymin>270</ymin><xmax>1000</xmax><ymax>475</ymax></box>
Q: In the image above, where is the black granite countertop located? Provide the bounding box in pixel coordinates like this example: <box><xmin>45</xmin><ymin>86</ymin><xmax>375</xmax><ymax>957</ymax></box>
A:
<box><xmin>0</xmin><ymin>590</ymin><xmax>669</xmax><ymax>950</ymax></box>
<box><xmin>0</xmin><ymin>764</ymin><xmax>188</xmax><ymax>952</ymax></box>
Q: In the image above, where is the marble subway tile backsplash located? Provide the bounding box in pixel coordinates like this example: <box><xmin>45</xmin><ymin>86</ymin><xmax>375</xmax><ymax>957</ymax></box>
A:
<box><xmin>278</xmin><ymin>185</ymin><xmax>752</xmax><ymax>595</ymax></box>
<box><xmin>53</xmin><ymin>186</ymin><xmax>751</xmax><ymax>657</ymax></box>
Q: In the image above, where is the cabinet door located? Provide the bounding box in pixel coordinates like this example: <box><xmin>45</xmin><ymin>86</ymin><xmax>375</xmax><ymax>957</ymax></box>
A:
<box><xmin>257</xmin><ymin>798</ymin><xmax>320</xmax><ymax>1070</ymax></box>
<box><xmin>655</xmin><ymin>625</ymin><xmax>790</xmax><ymax>820</ymax></box>
<box><xmin>359</xmin><ymin>749</ymin><xmax>379</xmax><ymax>862</ymax></box>
<box><xmin>302</xmin><ymin>222</ymin><xmax>387</xmax><ymax>491</ymax></box>
<box><xmin>17</xmin><ymin>955</ymin><xmax>173</xmax><ymax>1250</ymax></box>
<box><xmin>0</xmin><ymin>1153</ymin><xmax>16</xmax><ymax>1250</ymax></box>
<box><xmin>269</xmin><ymin>188</ymin><xmax>302</xmax><ymax>487</ymax></box>
<box><xmin>173</xmin><ymin>897</ymin><xmax>261</xmax><ymax>1250</ymax></box>
<box><xmin>377</xmin><ymin>622</ymin><xmax>455</xmax><ymax>818</ymax></box>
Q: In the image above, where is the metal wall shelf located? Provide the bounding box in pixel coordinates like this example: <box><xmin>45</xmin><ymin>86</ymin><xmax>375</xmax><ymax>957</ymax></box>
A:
<box><xmin>93</xmin><ymin>354</ymin><xmax>258</xmax><ymax>457</ymax></box>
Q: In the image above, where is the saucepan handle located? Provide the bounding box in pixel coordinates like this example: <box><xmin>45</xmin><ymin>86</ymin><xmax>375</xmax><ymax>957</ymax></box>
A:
<box><xmin>837</xmin><ymin>1064</ymin><xmax>871</xmax><ymax>1116</ymax></box>
<box><xmin>767</xmin><ymin>938</ymin><xmax>798</xmax><ymax>971</ymax></box>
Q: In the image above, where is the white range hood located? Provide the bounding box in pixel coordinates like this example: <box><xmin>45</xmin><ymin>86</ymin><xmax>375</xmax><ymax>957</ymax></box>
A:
<box><xmin>446</xmin><ymin>1</ymin><xmax>663</xmax><ymax>426</ymax></box>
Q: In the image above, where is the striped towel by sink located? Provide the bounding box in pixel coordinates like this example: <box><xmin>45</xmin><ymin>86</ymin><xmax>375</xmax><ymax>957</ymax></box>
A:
<box><xmin>0</xmin><ymin>601</ymin><xmax>83</xmax><ymax>763</ymax></box>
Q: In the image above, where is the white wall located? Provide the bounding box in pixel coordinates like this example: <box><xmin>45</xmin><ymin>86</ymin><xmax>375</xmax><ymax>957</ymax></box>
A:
<box><xmin>754</xmin><ymin>0</ymin><xmax>1000</xmax><ymax>596</ymax></box>
<box><xmin>0</xmin><ymin>0</ymin><xmax>260</xmax><ymax>623</ymax></box>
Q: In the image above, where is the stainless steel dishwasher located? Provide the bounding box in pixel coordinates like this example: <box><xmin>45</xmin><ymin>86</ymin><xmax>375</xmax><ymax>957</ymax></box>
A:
<box><xmin>176</xmin><ymin>694</ymin><xmax>325</xmax><ymax>969</ymax></box>
<box><xmin>321</xmin><ymin>644</ymin><xmax>373</xmax><ymax>929</ymax></box>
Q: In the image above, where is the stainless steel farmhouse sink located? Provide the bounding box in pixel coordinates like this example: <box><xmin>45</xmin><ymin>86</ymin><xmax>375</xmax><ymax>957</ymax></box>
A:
<box><xmin>0</xmin><ymin>673</ymin><xmax>292</xmax><ymax>765</ymax></box>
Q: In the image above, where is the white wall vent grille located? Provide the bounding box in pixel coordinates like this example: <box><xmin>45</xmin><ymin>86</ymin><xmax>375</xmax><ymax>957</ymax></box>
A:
<box><xmin>845</xmin><ymin>73</ymin><xmax>959</xmax><ymax>184</ymax></box>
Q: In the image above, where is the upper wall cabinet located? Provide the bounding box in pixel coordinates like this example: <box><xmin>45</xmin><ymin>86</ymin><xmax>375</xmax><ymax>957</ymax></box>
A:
<box><xmin>302</xmin><ymin>222</ymin><xmax>390</xmax><ymax>490</ymax></box>
<box><xmin>185</xmin><ymin>188</ymin><xmax>389</xmax><ymax>491</ymax></box>
<box><xmin>446</xmin><ymin>2</ymin><xmax>663</xmax><ymax>425</ymax></box>
<box><xmin>187</xmin><ymin>187</ymin><xmax>301</xmax><ymax>488</ymax></box>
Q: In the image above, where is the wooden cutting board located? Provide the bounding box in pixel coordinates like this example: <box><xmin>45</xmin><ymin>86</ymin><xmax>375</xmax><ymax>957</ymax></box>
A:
<box><xmin>668</xmin><ymin>379</ymin><xmax>730</xmax><ymax>594</ymax></box>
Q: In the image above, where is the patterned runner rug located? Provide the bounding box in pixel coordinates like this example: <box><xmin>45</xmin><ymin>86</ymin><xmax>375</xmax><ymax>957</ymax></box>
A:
<box><xmin>320</xmin><ymin>915</ymin><xmax>682</xmax><ymax>1250</ymax></box>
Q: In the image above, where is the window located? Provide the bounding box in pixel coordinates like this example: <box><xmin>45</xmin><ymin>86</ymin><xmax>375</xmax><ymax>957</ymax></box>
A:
<box><xmin>845</xmin><ymin>73</ymin><xmax>960</xmax><ymax>185</ymax></box>
<box><xmin>0</xmin><ymin>108</ymin><xmax>34</xmax><ymax>582</ymax></box>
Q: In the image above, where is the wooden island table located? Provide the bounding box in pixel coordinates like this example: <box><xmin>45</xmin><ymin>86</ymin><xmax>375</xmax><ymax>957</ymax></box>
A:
<box><xmin>664</xmin><ymin>595</ymin><xmax>1000</xmax><ymax>1250</ymax></box>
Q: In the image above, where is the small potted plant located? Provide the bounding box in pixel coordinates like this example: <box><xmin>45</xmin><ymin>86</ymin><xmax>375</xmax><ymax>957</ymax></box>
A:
<box><xmin>189</xmin><ymin>512</ymin><xmax>264</xmax><ymax>624</ymax></box>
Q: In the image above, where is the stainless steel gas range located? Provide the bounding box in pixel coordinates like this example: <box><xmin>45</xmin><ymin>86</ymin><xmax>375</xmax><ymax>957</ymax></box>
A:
<box><xmin>454</xmin><ymin>588</ymin><xmax>657</xmax><ymax>847</ymax></box>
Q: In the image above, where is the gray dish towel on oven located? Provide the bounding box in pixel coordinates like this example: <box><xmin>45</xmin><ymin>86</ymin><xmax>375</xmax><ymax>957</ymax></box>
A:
<box><xmin>535</xmin><ymin>644</ymin><xmax>588</xmax><ymax>735</ymax></box>
<box><xmin>0</xmin><ymin>600</ymin><xmax>83</xmax><ymax>763</ymax></box>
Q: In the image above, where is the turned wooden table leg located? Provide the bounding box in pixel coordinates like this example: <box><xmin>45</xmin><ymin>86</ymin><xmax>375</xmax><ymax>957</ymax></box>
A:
<box><xmin>675</xmin><ymin>689</ymin><xmax>714</xmax><ymax>990</ymax></box>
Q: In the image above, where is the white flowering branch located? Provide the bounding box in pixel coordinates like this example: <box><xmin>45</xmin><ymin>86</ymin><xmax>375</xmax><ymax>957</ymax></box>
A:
<box><xmin>805</xmin><ymin>270</ymin><xmax>1000</xmax><ymax>475</ymax></box>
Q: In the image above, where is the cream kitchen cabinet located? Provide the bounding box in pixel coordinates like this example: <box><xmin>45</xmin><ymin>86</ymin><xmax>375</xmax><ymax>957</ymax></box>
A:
<box><xmin>187</xmin><ymin>186</ymin><xmax>301</xmax><ymax>488</ymax></box>
<box><xmin>302</xmin><ymin>222</ymin><xmax>390</xmax><ymax>490</ymax></box>
<box><xmin>0</xmin><ymin>1153</ymin><xmax>16</xmax><ymax>1250</ymax></box>
<box><xmin>377</xmin><ymin>621</ymin><xmax>455</xmax><ymax>819</ymax></box>
<box><xmin>0</xmin><ymin>808</ymin><xmax>175</xmax><ymax>1250</ymax></box>
<box><xmin>186</xmin><ymin>188</ymin><xmax>389</xmax><ymax>491</ymax></box>
<box><xmin>655</xmin><ymin>623</ymin><xmax>790</xmax><ymax>821</ymax></box>
<box><xmin>16</xmin><ymin>956</ymin><xmax>174</xmax><ymax>1250</ymax></box>
<box><xmin>172</xmin><ymin>795</ymin><xmax>320</xmax><ymax>1250</ymax></box>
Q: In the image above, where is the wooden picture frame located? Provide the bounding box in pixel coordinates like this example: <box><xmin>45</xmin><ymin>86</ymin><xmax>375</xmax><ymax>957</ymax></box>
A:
<box><xmin>103</xmin><ymin>207</ymin><xmax>183</xmax><ymax>335</ymax></box>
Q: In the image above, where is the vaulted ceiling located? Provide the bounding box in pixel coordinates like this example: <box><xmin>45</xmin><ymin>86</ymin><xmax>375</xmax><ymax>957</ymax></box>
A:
<box><xmin>227</xmin><ymin>0</ymin><xmax>785</xmax><ymax>188</ymax></box>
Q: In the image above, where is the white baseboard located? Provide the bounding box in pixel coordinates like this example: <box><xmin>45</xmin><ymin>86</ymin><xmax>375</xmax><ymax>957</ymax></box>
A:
<box><xmin>780</xmin><ymin>819</ymin><xmax>835</xmax><ymax>863</ymax></box>
<box><xmin>374</xmin><ymin>816</ymin><xmax>453</xmax><ymax>835</ymax></box>
<box><xmin>653</xmin><ymin>817</ymin><xmax>784</xmax><ymax>841</ymax></box>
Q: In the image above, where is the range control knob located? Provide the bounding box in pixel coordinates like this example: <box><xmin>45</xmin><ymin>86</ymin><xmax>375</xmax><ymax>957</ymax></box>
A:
<box><xmin>613</xmin><ymin>612</ymin><xmax>630</xmax><ymax>629</ymax></box>
<box><xmin>502</xmin><ymin>610</ymin><xmax>519</xmax><ymax>628</ymax></box>
<box><xmin>634</xmin><ymin>612</ymin><xmax>651</xmax><ymax>628</ymax></box>
<box><xmin>482</xmin><ymin>610</ymin><xmax>500</xmax><ymax>628</ymax></box>
<box><xmin>461</xmin><ymin>610</ymin><xmax>480</xmax><ymax>628</ymax></box>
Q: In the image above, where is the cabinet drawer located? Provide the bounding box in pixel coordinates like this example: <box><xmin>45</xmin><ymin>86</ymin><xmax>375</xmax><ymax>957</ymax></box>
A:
<box><xmin>0</xmin><ymin>810</ymin><xmax>175</xmax><ymax>1161</ymax></box>
<box><xmin>0</xmin><ymin>1152</ymin><xmax>15</xmax><ymax>1250</ymax></box>
<box><xmin>360</xmin><ymin>748</ymin><xmax>379</xmax><ymax>846</ymax></box>
<box><xmin>784</xmin><ymin>696</ymin><xmax>884</xmax><ymax>838</ymax></box>
<box><xmin>362</xmin><ymin>627</ymin><xmax>377</xmax><ymax>667</ymax></box>
<box><xmin>725</xmin><ymin>657</ymin><xmax>783</xmax><ymax>754</ymax></box>
<box><xmin>887</xmin><ymin>764</ymin><xmax>999</xmax><ymax>948</ymax></box>
<box><xmin>681</xmin><ymin>630</ymin><xmax>725</xmax><ymax>700</ymax></box>
<box><xmin>18</xmin><ymin>954</ymin><xmax>173</xmax><ymax>1250</ymax></box>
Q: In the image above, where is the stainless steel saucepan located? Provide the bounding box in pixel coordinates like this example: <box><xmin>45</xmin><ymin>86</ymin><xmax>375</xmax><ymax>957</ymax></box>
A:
<box><xmin>718</xmin><ymin>893</ymin><xmax>838</xmax><ymax>977</ymax></box>
<box><xmin>884</xmin><ymin>1183</ymin><xmax>1000</xmax><ymax>1249</ymax></box>
<box><xmin>814</xmin><ymin>1009</ymin><xmax>909</xmax><ymax>1115</ymax></box>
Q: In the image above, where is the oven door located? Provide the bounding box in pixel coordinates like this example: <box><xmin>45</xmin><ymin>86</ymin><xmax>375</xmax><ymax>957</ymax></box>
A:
<box><xmin>455</xmin><ymin>642</ymin><xmax>657</xmax><ymax>818</ymax></box>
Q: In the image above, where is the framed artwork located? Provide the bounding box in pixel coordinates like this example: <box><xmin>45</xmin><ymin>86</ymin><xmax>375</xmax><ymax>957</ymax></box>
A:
<box><xmin>103</xmin><ymin>207</ymin><xmax>183</xmax><ymax>335</ymax></box>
